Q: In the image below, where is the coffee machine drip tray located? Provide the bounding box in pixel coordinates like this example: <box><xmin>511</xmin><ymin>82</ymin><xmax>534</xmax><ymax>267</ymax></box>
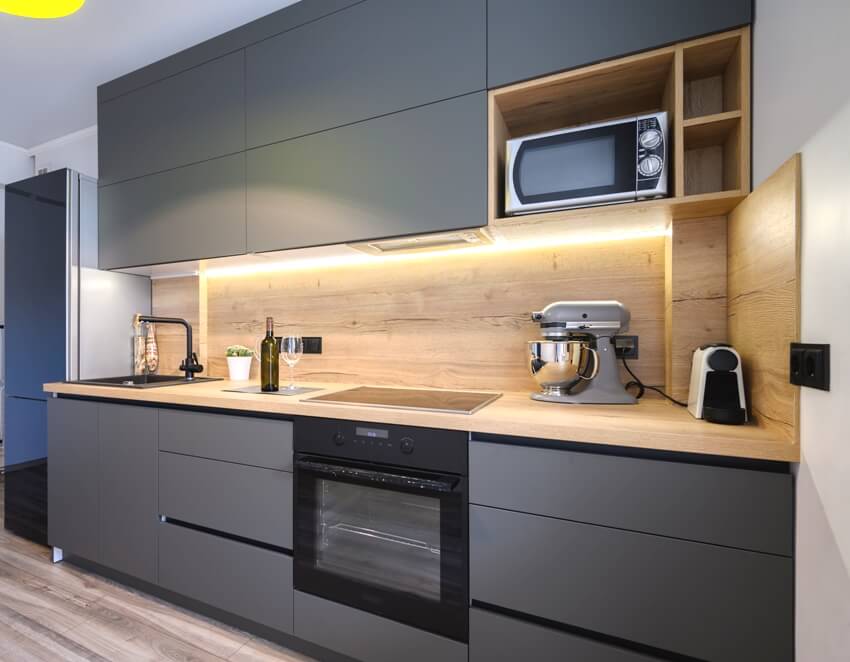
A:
<box><xmin>304</xmin><ymin>386</ymin><xmax>502</xmax><ymax>414</ymax></box>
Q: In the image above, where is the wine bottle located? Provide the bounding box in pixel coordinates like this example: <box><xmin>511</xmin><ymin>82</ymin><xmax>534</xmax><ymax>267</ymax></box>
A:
<box><xmin>260</xmin><ymin>317</ymin><xmax>279</xmax><ymax>392</ymax></box>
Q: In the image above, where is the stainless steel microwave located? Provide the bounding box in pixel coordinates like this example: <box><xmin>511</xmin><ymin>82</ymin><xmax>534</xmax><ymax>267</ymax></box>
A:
<box><xmin>505</xmin><ymin>112</ymin><xmax>668</xmax><ymax>215</ymax></box>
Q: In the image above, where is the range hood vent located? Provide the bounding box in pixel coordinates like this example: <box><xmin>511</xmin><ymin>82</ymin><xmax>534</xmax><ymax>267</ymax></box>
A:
<box><xmin>349</xmin><ymin>228</ymin><xmax>493</xmax><ymax>255</ymax></box>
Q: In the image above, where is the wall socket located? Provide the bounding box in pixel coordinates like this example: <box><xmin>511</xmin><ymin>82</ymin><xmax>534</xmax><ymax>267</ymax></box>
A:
<box><xmin>614</xmin><ymin>335</ymin><xmax>639</xmax><ymax>360</ymax></box>
<box><xmin>790</xmin><ymin>343</ymin><xmax>830</xmax><ymax>391</ymax></box>
<box><xmin>302</xmin><ymin>337</ymin><xmax>323</xmax><ymax>354</ymax></box>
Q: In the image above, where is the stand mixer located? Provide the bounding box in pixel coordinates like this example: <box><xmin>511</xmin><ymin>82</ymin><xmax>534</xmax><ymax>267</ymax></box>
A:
<box><xmin>528</xmin><ymin>301</ymin><xmax>636</xmax><ymax>404</ymax></box>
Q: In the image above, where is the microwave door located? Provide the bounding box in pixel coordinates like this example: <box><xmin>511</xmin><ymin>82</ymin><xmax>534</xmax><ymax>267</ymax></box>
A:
<box><xmin>511</xmin><ymin>121</ymin><xmax>638</xmax><ymax>212</ymax></box>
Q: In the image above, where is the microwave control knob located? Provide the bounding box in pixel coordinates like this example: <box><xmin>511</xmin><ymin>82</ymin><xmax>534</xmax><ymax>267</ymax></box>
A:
<box><xmin>639</xmin><ymin>128</ymin><xmax>663</xmax><ymax>149</ymax></box>
<box><xmin>400</xmin><ymin>437</ymin><xmax>415</xmax><ymax>455</ymax></box>
<box><xmin>638</xmin><ymin>155</ymin><xmax>663</xmax><ymax>177</ymax></box>
<box><xmin>332</xmin><ymin>432</ymin><xmax>345</xmax><ymax>446</ymax></box>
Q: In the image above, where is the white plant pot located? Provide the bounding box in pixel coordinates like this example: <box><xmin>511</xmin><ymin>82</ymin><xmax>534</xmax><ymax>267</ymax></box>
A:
<box><xmin>226</xmin><ymin>356</ymin><xmax>253</xmax><ymax>381</ymax></box>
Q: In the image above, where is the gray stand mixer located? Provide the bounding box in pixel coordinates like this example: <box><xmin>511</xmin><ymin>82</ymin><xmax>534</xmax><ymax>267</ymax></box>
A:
<box><xmin>528</xmin><ymin>301</ymin><xmax>637</xmax><ymax>404</ymax></box>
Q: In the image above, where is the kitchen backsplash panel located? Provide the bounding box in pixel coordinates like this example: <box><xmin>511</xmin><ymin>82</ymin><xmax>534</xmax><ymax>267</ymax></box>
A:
<box><xmin>189</xmin><ymin>237</ymin><xmax>666</xmax><ymax>392</ymax></box>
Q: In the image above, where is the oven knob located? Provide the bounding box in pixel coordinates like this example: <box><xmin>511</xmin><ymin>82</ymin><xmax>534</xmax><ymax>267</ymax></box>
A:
<box><xmin>638</xmin><ymin>155</ymin><xmax>663</xmax><ymax>177</ymax></box>
<box><xmin>639</xmin><ymin>128</ymin><xmax>663</xmax><ymax>149</ymax></box>
<box><xmin>332</xmin><ymin>432</ymin><xmax>345</xmax><ymax>446</ymax></box>
<box><xmin>400</xmin><ymin>437</ymin><xmax>415</xmax><ymax>454</ymax></box>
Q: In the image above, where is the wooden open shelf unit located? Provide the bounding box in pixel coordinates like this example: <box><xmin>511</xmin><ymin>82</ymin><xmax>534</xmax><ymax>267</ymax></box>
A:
<box><xmin>487</xmin><ymin>27</ymin><xmax>751</xmax><ymax>237</ymax></box>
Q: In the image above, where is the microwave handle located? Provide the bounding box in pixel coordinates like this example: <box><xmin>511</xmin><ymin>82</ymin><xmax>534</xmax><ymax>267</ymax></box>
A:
<box><xmin>296</xmin><ymin>458</ymin><xmax>459</xmax><ymax>494</ymax></box>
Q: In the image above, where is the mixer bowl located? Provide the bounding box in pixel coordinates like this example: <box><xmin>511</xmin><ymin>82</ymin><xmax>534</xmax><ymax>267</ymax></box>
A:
<box><xmin>528</xmin><ymin>340</ymin><xmax>599</xmax><ymax>395</ymax></box>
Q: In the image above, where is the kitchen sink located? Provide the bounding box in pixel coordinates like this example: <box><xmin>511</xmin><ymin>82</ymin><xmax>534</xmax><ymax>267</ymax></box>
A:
<box><xmin>74</xmin><ymin>375</ymin><xmax>222</xmax><ymax>389</ymax></box>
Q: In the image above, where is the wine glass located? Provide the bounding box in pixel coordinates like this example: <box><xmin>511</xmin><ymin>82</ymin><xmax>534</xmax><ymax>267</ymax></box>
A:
<box><xmin>281</xmin><ymin>335</ymin><xmax>304</xmax><ymax>390</ymax></box>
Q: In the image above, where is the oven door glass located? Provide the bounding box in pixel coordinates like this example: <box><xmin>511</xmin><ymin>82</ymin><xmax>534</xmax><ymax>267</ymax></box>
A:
<box><xmin>294</xmin><ymin>456</ymin><xmax>467</xmax><ymax>642</ymax></box>
<box><xmin>513</xmin><ymin>120</ymin><xmax>637</xmax><ymax>206</ymax></box>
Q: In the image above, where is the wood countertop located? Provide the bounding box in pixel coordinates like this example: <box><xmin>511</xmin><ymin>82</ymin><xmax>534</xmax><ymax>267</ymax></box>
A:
<box><xmin>43</xmin><ymin>380</ymin><xmax>799</xmax><ymax>463</ymax></box>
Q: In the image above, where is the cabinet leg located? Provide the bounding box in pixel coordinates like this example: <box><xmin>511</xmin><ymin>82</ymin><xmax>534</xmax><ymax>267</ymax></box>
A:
<box><xmin>52</xmin><ymin>547</ymin><xmax>64</xmax><ymax>564</ymax></box>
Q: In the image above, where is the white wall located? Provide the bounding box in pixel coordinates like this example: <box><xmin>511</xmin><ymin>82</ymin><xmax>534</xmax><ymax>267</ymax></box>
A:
<box><xmin>754</xmin><ymin>2</ymin><xmax>850</xmax><ymax>660</ymax></box>
<box><xmin>28</xmin><ymin>125</ymin><xmax>98</xmax><ymax>179</ymax></box>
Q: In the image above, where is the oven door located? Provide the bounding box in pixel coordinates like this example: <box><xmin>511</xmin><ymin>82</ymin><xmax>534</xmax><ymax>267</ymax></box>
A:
<box><xmin>507</xmin><ymin>119</ymin><xmax>638</xmax><ymax>214</ymax></box>
<box><xmin>294</xmin><ymin>455</ymin><xmax>468</xmax><ymax>642</ymax></box>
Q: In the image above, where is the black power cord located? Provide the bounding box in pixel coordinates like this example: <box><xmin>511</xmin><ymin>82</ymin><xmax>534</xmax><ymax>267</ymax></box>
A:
<box><xmin>622</xmin><ymin>357</ymin><xmax>688</xmax><ymax>407</ymax></box>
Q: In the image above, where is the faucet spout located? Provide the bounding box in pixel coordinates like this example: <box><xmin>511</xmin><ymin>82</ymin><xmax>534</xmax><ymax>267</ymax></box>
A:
<box><xmin>136</xmin><ymin>315</ymin><xmax>203</xmax><ymax>380</ymax></box>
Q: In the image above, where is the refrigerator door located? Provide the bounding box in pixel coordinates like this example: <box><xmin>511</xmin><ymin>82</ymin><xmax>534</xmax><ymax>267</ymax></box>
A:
<box><xmin>4</xmin><ymin>170</ymin><xmax>69</xmax><ymax>400</ymax></box>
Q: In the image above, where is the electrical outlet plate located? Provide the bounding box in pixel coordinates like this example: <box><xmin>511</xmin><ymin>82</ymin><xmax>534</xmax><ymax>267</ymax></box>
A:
<box><xmin>790</xmin><ymin>342</ymin><xmax>830</xmax><ymax>391</ymax></box>
<box><xmin>303</xmin><ymin>337</ymin><xmax>323</xmax><ymax>355</ymax></box>
<box><xmin>614</xmin><ymin>335</ymin><xmax>639</xmax><ymax>360</ymax></box>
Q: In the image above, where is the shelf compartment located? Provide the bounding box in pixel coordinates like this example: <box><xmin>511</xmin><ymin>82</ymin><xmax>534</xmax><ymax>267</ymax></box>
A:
<box><xmin>683</xmin><ymin>111</ymin><xmax>743</xmax><ymax>196</ymax></box>
<box><xmin>683</xmin><ymin>32</ymin><xmax>747</xmax><ymax>120</ymax></box>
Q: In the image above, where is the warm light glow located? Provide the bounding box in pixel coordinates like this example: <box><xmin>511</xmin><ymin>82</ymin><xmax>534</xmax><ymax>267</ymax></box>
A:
<box><xmin>0</xmin><ymin>0</ymin><xmax>84</xmax><ymax>18</ymax></box>
<box><xmin>204</xmin><ymin>227</ymin><xmax>668</xmax><ymax>279</ymax></box>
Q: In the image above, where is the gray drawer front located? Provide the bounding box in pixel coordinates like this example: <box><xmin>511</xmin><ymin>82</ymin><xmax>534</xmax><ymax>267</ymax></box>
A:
<box><xmin>471</xmin><ymin>608</ymin><xmax>661</xmax><ymax>662</ymax></box>
<box><xmin>487</xmin><ymin>0</ymin><xmax>752</xmax><ymax>89</ymax></box>
<box><xmin>246</xmin><ymin>91</ymin><xmax>487</xmax><ymax>252</ymax></box>
<box><xmin>159</xmin><ymin>409</ymin><xmax>293</xmax><ymax>471</ymax></box>
<box><xmin>158</xmin><ymin>522</ymin><xmax>292</xmax><ymax>633</ymax></box>
<box><xmin>99</xmin><ymin>152</ymin><xmax>246</xmax><ymax>269</ymax></box>
<box><xmin>470</xmin><ymin>505</ymin><xmax>793</xmax><ymax>662</ymax></box>
<box><xmin>246</xmin><ymin>0</ymin><xmax>485</xmax><ymax>147</ymax></box>
<box><xmin>294</xmin><ymin>591</ymin><xmax>467</xmax><ymax>662</ymax></box>
<box><xmin>159</xmin><ymin>452</ymin><xmax>292</xmax><ymax>549</ymax></box>
<box><xmin>99</xmin><ymin>51</ymin><xmax>245</xmax><ymax>186</ymax></box>
<box><xmin>470</xmin><ymin>440</ymin><xmax>792</xmax><ymax>556</ymax></box>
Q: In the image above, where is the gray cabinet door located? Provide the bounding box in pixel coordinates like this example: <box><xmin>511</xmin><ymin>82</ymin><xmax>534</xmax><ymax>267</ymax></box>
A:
<box><xmin>247</xmin><ymin>92</ymin><xmax>487</xmax><ymax>252</ymax></box>
<box><xmin>98</xmin><ymin>51</ymin><xmax>245</xmax><ymax>186</ymax></box>
<box><xmin>487</xmin><ymin>0</ymin><xmax>752</xmax><ymax>88</ymax></box>
<box><xmin>246</xmin><ymin>0</ymin><xmax>486</xmax><ymax>147</ymax></box>
<box><xmin>470</xmin><ymin>505</ymin><xmax>793</xmax><ymax>662</ymax></box>
<box><xmin>99</xmin><ymin>404</ymin><xmax>158</xmax><ymax>583</ymax></box>
<box><xmin>99</xmin><ymin>153</ymin><xmax>246</xmax><ymax>269</ymax></box>
<box><xmin>47</xmin><ymin>398</ymin><xmax>99</xmax><ymax>561</ymax></box>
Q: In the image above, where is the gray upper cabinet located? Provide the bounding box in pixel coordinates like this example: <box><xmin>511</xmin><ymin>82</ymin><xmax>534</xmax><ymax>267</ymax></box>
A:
<box><xmin>246</xmin><ymin>0</ymin><xmax>486</xmax><ymax>147</ymax></box>
<box><xmin>99</xmin><ymin>404</ymin><xmax>158</xmax><ymax>584</ymax></box>
<box><xmin>247</xmin><ymin>91</ymin><xmax>487</xmax><ymax>252</ymax></box>
<box><xmin>99</xmin><ymin>153</ymin><xmax>246</xmax><ymax>269</ymax></box>
<box><xmin>487</xmin><ymin>0</ymin><xmax>753</xmax><ymax>88</ymax></box>
<box><xmin>98</xmin><ymin>51</ymin><xmax>245</xmax><ymax>186</ymax></box>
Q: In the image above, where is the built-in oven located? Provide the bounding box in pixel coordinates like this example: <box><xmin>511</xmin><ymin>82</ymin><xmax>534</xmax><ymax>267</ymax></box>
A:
<box><xmin>294</xmin><ymin>417</ymin><xmax>468</xmax><ymax>643</ymax></box>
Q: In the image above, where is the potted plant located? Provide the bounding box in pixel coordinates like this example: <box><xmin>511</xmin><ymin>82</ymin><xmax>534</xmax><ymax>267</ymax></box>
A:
<box><xmin>226</xmin><ymin>345</ymin><xmax>254</xmax><ymax>381</ymax></box>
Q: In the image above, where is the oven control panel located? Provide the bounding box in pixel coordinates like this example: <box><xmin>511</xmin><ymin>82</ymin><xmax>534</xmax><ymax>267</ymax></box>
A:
<box><xmin>295</xmin><ymin>417</ymin><xmax>467</xmax><ymax>475</ymax></box>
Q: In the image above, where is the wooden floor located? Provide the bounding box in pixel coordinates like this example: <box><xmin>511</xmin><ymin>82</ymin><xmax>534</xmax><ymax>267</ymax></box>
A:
<box><xmin>0</xmin><ymin>476</ymin><xmax>316</xmax><ymax>661</ymax></box>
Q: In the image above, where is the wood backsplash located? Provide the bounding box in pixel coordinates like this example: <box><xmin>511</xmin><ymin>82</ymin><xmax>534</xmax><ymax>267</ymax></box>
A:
<box><xmin>192</xmin><ymin>237</ymin><xmax>666</xmax><ymax>392</ymax></box>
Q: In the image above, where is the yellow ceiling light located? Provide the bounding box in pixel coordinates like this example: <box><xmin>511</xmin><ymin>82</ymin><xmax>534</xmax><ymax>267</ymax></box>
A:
<box><xmin>0</xmin><ymin>0</ymin><xmax>85</xmax><ymax>18</ymax></box>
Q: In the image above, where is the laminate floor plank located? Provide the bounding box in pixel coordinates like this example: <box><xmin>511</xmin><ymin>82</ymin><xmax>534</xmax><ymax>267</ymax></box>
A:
<box><xmin>230</xmin><ymin>637</ymin><xmax>316</xmax><ymax>662</ymax></box>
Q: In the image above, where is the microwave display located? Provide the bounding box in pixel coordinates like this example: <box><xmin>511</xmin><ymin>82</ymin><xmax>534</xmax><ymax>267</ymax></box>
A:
<box><xmin>506</xmin><ymin>112</ymin><xmax>668</xmax><ymax>215</ymax></box>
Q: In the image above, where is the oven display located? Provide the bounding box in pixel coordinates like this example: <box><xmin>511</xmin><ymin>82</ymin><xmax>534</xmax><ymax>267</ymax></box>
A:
<box><xmin>356</xmin><ymin>426</ymin><xmax>389</xmax><ymax>440</ymax></box>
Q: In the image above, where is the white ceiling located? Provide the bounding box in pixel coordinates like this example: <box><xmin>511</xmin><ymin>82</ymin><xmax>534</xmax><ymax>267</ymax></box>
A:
<box><xmin>0</xmin><ymin>0</ymin><xmax>301</xmax><ymax>148</ymax></box>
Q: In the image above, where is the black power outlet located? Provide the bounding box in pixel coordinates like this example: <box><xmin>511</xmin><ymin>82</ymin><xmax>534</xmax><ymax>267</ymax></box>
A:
<box><xmin>303</xmin><ymin>337</ymin><xmax>323</xmax><ymax>354</ymax></box>
<box><xmin>790</xmin><ymin>343</ymin><xmax>830</xmax><ymax>391</ymax></box>
<box><xmin>614</xmin><ymin>335</ymin><xmax>639</xmax><ymax>360</ymax></box>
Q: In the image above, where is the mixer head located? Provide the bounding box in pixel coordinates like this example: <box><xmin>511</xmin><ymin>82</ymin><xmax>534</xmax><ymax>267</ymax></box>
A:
<box><xmin>531</xmin><ymin>301</ymin><xmax>630</xmax><ymax>339</ymax></box>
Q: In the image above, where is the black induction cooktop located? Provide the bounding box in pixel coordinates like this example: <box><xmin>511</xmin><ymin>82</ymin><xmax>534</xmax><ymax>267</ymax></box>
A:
<box><xmin>303</xmin><ymin>386</ymin><xmax>502</xmax><ymax>414</ymax></box>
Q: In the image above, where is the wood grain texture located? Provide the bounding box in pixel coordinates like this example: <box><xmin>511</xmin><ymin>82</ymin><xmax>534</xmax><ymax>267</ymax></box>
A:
<box><xmin>43</xmin><ymin>380</ymin><xmax>799</xmax><ymax>462</ymax></box>
<box><xmin>665</xmin><ymin>217</ymin><xmax>728</xmax><ymax>400</ymax></box>
<box><xmin>0</xmin><ymin>478</ymin><xmax>314</xmax><ymax>661</ymax></box>
<box><xmin>204</xmin><ymin>238</ymin><xmax>666</xmax><ymax>391</ymax></box>
<box><xmin>728</xmin><ymin>154</ymin><xmax>801</xmax><ymax>444</ymax></box>
<box><xmin>151</xmin><ymin>276</ymin><xmax>201</xmax><ymax>376</ymax></box>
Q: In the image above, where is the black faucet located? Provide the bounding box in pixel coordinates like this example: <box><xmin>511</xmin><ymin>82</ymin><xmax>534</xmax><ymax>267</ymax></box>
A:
<box><xmin>136</xmin><ymin>315</ymin><xmax>204</xmax><ymax>380</ymax></box>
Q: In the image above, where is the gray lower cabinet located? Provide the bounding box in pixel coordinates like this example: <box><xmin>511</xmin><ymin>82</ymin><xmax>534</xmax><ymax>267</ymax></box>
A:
<box><xmin>98</xmin><ymin>404</ymin><xmax>158</xmax><ymax>583</ymax></box>
<box><xmin>294</xmin><ymin>591</ymin><xmax>467</xmax><ymax>662</ymax></box>
<box><xmin>470</xmin><ymin>439</ymin><xmax>793</xmax><ymax>555</ymax></box>
<box><xmin>246</xmin><ymin>0</ymin><xmax>486</xmax><ymax>147</ymax></box>
<box><xmin>470</xmin><ymin>609</ymin><xmax>661</xmax><ymax>662</ymax></box>
<box><xmin>158</xmin><ymin>522</ymin><xmax>293</xmax><ymax>633</ymax></box>
<box><xmin>158</xmin><ymin>451</ymin><xmax>292</xmax><ymax>549</ymax></box>
<box><xmin>98</xmin><ymin>50</ymin><xmax>245</xmax><ymax>186</ymax></box>
<box><xmin>246</xmin><ymin>91</ymin><xmax>487</xmax><ymax>252</ymax></box>
<box><xmin>470</xmin><ymin>505</ymin><xmax>793</xmax><ymax>662</ymax></box>
<box><xmin>99</xmin><ymin>153</ymin><xmax>246</xmax><ymax>269</ymax></box>
<box><xmin>487</xmin><ymin>0</ymin><xmax>753</xmax><ymax>88</ymax></box>
<box><xmin>47</xmin><ymin>398</ymin><xmax>100</xmax><ymax>561</ymax></box>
